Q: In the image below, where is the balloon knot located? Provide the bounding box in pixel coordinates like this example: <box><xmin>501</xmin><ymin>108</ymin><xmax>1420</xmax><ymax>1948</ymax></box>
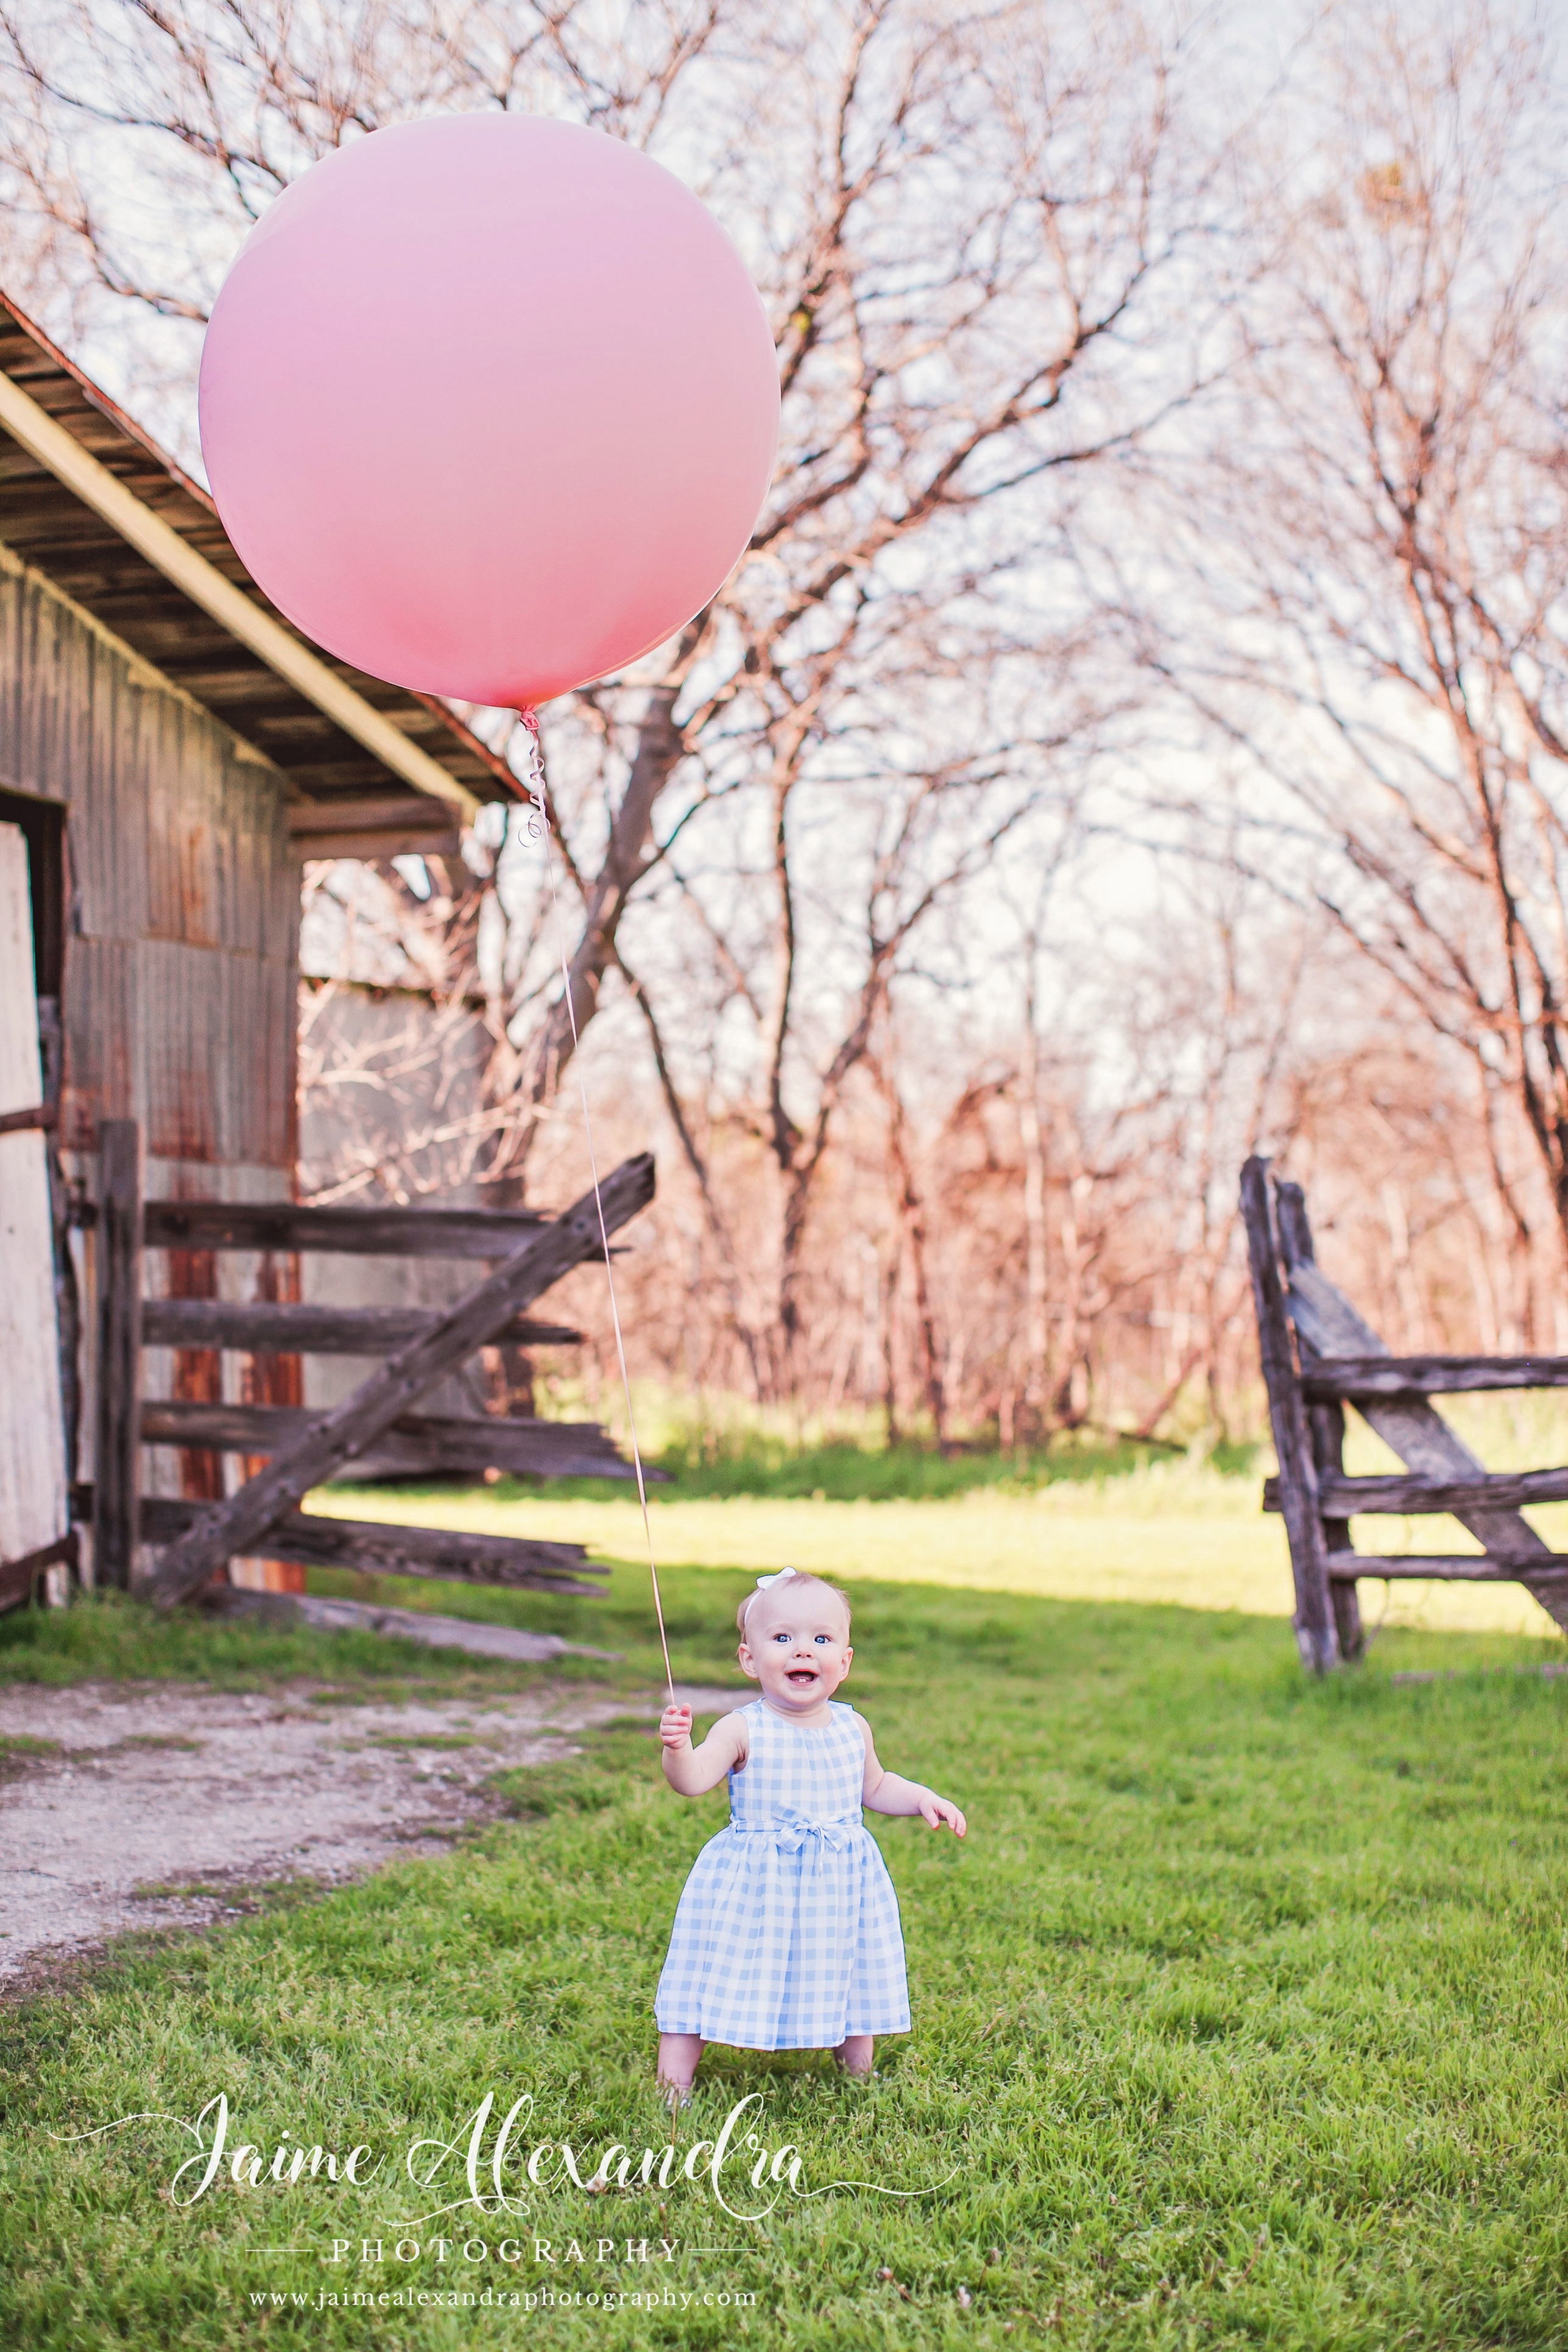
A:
<box><xmin>518</xmin><ymin>708</ymin><xmax>549</xmax><ymax>841</ymax></box>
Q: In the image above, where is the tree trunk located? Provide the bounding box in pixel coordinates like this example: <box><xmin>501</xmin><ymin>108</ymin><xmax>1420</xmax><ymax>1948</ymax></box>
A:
<box><xmin>881</xmin><ymin>1245</ymin><xmax>901</xmax><ymax>1447</ymax></box>
<box><xmin>1019</xmin><ymin>977</ymin><xmax>1049</xmax><ymax>1437</ymax></box>
<box><xmin>885</xmin><ymin>1076</ymin><xmax>947</xmax><ymax>1447</ymax></box>
<box><xmin>512</xmin><ymin>679</ymin><xmax>687</xmax><ymax>1164</ymax></box>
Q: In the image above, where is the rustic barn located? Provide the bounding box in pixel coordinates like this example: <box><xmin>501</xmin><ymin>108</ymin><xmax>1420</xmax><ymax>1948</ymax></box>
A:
<box><xmin>0</xmin><ymin>292</ymin><xmax>529</xmax><ymax>1607</ymax></box>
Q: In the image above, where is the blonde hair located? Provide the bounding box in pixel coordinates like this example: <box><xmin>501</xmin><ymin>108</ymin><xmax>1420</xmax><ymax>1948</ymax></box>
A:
<box><xmin>737</xmin><ymin>1571</ymin><xmax>852</xmax><ymax>1643</ymax></box>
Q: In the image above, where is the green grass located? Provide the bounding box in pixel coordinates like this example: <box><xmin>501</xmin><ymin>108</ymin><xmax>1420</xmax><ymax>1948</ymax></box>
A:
<box><xmin>302</xmin><ymin>1388</ymin><xmax>1568</xmax><ymax>1643</ymax></box>
<box><xmin>519</xmin><ymin>1379</ymin><xmax>1568</xmax><ymax>1502</ymax></box>
<box><xmin>536</xmin><ymin>1432</ymin><xmax>1263</xmax><ymax>1505</ymax></box>
<box><xmin>524</xmin><ymin>1388</ymin><xmax>1257</xmax><ymax>1500</ymax></box>
<box><xmin>0</xmin><ymin>1578</ymin><xmax>651</xmax><ymax>1700</ymax></box>
<box><xmin>4</xmin><ymin>1569</ymin><xmax>1568</xmax><ymax>2347</ymax></box>
<box><xmin>303</xmin><ymin>1475</ymin><xmax>1567</xmax><ymax>1643</ymax></box>
<box><xmin>0</xmin><ymin>1732</ymin><xmax>62</xmax><ymax>1781</ymax></box>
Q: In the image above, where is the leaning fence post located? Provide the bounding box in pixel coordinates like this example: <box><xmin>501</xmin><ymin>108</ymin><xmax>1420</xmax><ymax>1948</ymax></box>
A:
<box><xmin>94</xmin><ymin>1118</ymin><xmax>143</xmax><ymax>1591</ymax></box>
<box><xmin>1240</xmin><ymin>1156</ymin><xmax>1339</xmax><ymax>1673</ymax></box>
<box><xmin>1276</xmin><ymin>1180</ymin><xmax>1363</xmax><ymax>1661</ymax></box>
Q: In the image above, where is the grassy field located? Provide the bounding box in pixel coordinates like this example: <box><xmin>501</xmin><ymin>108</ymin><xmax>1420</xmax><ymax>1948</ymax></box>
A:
<box><xmin>292</xmin><ymin>1391</ymin><xmax>1568</xmax><ymax>1642</ymax></box>
<box><xmin>4</xmin><ymin>1550</ymin><xmax>1568</xmax><ymax>2349</ymax></box>
<box><xmin>306</xmin><ymin>1451</ymin><xmax>1568</xmax><ymax>1645</ymax></box>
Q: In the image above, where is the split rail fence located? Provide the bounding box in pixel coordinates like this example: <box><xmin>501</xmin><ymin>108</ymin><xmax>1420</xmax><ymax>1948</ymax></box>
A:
<box><xmin>1241</xmin><ymin>1155</ymin><xmax>1568</xmax><ymax>1671</ymax></box>
<box><xmin>76</xmin><ymin>1118</ymin><xmax>656</xmax><ymax>1609</ymax></box>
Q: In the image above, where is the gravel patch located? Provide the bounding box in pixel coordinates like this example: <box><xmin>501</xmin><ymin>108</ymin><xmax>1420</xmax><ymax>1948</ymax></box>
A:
<box><xmin>0</xmin><ymin>1676</ymin><xmax>743</xmax><ymax>1990</ymax></box>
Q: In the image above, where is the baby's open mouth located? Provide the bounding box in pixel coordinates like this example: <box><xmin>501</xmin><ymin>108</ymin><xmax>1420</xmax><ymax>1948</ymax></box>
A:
<box><xmin>785</xmin><ymin>1668</ymin><xmax>819</xmax><ymax>1687</ymax></box>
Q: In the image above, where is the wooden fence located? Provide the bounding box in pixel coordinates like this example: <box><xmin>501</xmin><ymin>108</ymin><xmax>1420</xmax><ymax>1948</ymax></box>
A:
<box><xmin>1241</xmin><ymin>1156</ymin><xmax>1568</xmax><ymax>1670</ymax></box>
<box><xmin>77</xmin><ymin>1119</ymin><xmax>656</xmax><ymax>1608</ymax></box>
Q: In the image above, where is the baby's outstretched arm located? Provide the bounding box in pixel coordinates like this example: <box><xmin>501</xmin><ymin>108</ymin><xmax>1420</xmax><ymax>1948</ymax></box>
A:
<box><xmin>659</xmin><ymin>1704</ymin><xmax>749</xmax><ymax>1796</ymax></box>
<box><xmin>859</xmin><ymin>1720</ymin><xmax>966</xmax><ymax>1836</ymax></box>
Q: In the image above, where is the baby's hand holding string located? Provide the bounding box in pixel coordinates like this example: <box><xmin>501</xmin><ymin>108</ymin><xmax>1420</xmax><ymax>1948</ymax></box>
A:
<box><xmin>659</xmin><ymin>1703</ymin><xmax>693</xmax><ymax>1752</ymax></box>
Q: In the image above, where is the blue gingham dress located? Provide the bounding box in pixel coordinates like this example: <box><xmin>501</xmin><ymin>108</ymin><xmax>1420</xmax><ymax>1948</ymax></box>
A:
<box><xmin>655</xmin><ymin>1698</ymin><xmax>910</xmax><ymax>2049</ymax></box>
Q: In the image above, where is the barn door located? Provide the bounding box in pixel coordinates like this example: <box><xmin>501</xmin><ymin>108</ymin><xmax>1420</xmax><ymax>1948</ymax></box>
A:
<box><xmin>0</xmin><ymin>817</ymin><xmax>69</xmax><ymax>1607</ymax></box>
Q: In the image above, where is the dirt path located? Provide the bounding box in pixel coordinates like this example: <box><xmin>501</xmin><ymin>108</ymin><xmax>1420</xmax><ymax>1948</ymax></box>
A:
<box><xmin>0</xmin><ymin>1677</ymin><xmax>740</xmax><ymax>1991</ymax></box>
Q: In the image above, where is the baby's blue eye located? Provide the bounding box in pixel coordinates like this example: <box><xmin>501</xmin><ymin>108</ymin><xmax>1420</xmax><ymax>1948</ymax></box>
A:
<box><xmin>815</xmin><ymin>1634</ymin><xmax>828</xmax><ymax>1644</ymax></box>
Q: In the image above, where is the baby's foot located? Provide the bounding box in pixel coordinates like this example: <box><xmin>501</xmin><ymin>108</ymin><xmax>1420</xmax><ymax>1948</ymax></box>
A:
<box><xmin>656</xmin><ymin>2032</ymin><xmax>702</xmax><ymax>2102</ymax></box>
<box><xmin>832</xmin><ymin>2033</ymin><xmax>874</xmax><ymax>2078</ymax></box>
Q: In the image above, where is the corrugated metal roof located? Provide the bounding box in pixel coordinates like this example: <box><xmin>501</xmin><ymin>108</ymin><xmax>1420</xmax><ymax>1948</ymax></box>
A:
<box><xmin>0</xmin><ymin>294</ymin><xmax>521</xmax><ymax>825</ymax></box>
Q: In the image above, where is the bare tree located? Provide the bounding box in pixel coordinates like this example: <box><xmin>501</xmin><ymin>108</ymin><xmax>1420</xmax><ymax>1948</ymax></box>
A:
<box><xmin>1158</xmin><ymin>3</ymin><xmax>1568</xmax><ymax>1273</ymax></box>
<box><xmin>491</xmin><ymin>0</ymin><xmax>1238</xmax><ymax>1383</ymax></box>
<box><xmin>28</xmin><ymin>0</ymin><xmax>1536</xmax><ymax>1441</ymax></box>
<box><xmin>295</xmin><ymin>850</ymin><xmax>521</xmax><ymax>1204</ymax></box>
<box><xmin>0</xmin><ymin>0</ymin><xmax>1240</xmax><ymax>1388</ymax></box>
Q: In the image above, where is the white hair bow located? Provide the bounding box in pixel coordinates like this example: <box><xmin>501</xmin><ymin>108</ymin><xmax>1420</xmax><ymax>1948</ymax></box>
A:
<box><xmin>754</xmin><ymin>1565</ymin><xmax>797</xmax><ymax>1591</ymax></box>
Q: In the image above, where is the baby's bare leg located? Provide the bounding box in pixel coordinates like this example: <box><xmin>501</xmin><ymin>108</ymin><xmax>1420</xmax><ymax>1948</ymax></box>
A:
<box><xmin>657</xmin><ymin>2032</ymin><xmax>704</xmax><ymax>2091</ymax></box>
<box><xmin>833</xmin><ymin>2034</ymin><xmax>874</xmax><ymax>2077</ymax></box>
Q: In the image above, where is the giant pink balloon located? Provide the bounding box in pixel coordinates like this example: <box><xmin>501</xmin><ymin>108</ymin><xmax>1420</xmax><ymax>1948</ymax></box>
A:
<box><xmin>198</xmin><ymin>116</ymin><xmax>779</xmax><ymax>708</ymax></box>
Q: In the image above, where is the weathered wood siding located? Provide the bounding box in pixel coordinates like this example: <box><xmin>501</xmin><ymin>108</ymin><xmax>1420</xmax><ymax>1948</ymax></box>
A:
<box><xmin>0</xmin><ymin>542</ymin><xmax>303</xmax><ymax>1559</ymax></box>
<box><xmin>0</xmin><ymin>542</ymin><xmax>300</xmax><ymax>1174</ymax></box>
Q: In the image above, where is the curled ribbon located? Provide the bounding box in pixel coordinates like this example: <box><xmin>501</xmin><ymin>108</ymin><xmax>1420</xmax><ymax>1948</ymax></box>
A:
<box><xmin>518</xmin><ymin>709</ymin><xmax>549</xmax><ymax>842</ymax></box>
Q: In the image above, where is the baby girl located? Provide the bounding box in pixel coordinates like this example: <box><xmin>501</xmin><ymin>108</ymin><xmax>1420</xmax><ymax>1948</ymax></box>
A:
<box><xmin>654</xmin><ymin>1564</ymin><xmax>966</xmax><ymax>2095</ymax></box>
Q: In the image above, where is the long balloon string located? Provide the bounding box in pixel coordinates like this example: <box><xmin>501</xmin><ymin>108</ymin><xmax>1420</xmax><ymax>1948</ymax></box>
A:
<box><xmin>517</xmin><ymin>708</ymin><xmax>676</xmax><ymax>1704</ymax></box>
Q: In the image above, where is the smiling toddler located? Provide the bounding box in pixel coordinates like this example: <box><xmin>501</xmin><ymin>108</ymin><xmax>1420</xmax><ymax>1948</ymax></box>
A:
<box><xmin>653</xmin><ymin>1565</ymin><xmax>966</xmax><ymax>2096</ymax></box>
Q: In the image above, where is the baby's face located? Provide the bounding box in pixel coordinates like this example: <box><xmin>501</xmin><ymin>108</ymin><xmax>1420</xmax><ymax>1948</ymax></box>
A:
<box><xmin>738</xmin><ymin>1596</ymin><xmax>853</xmax><ymax>1712</ymax></box>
